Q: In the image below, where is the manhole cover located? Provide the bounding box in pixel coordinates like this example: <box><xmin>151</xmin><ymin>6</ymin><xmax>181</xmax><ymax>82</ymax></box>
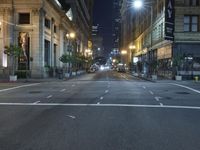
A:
<box><xmin>176</xmin><ymin>92</ymin><xmax>190</xmax><ymax>95</ymax></box>
<box><xmin>29</xmin><ymin>91</ymin><xmax>41</xmax><ymax>94</ymax></box>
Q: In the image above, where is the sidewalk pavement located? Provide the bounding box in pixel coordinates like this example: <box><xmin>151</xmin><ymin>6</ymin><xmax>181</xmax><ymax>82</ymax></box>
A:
<box><xmin>0</xmin><ymin>71</ymin><xmax>86</xmax><ymax>90</ymax></box>
<box><xmin>130</xmin><ymin>72</ymin><xmax>200</xmax><ymax>91</ymax></box>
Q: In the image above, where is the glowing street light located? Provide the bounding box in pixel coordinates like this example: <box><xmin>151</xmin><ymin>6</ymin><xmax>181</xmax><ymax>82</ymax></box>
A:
<box><xmin>121</xmin><ymin>50</ymin><xmax>127</xmax><ymax>55</ymax></box>
<box><xmin>66</xmin><ymin>32</ymin><xmax>76</xmax><ymax>39</ymax></box>
<box><xmin>129</xmin><ymin>45</ymin><xmax>136</xmax><ymax>50</ymax></box>
<box><xmin>133</xmin><ymin>0</ymin><xmax>143</xmax><ymax>9</ymax></box>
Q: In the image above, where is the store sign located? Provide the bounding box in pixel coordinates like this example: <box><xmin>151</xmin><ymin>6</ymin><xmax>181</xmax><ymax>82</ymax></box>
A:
<box><xmin>164</xmin><ymin>0</ymin><xmax>175</xmax><ymax>41</ymax></box>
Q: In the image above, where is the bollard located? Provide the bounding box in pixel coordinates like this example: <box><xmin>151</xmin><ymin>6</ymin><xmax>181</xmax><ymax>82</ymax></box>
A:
<box><xmin>194</xmin><ymin>76</ymin><xmax>199</xmax><ymax>82</ymax></box>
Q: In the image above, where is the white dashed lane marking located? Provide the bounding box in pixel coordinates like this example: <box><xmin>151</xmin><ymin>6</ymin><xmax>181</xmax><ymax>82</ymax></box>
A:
<box><xmin>149</xmin><ymin>91</ymin><xmax>154</xmax><ymax>95</ymax></box>
<box><xmin>60</xmin><ymin>89</ymin><xmax>66</xmax><ymax>92</ymax></box>
<box><xmin>46</xmin><ymin>95</ymin><xmax>53</xmax><ymax>99</ymax></box>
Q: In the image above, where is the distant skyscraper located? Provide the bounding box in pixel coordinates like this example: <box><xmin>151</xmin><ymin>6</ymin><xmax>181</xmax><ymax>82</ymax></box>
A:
<box><xmin>92</xmin><ymin>24</ymin><xmax>104</xmax><ymax>58</ymax></box>
<box><xmin>112</xmin><ymin>0</ymin><xmax>122</xmax><ymax>51</ymax></box>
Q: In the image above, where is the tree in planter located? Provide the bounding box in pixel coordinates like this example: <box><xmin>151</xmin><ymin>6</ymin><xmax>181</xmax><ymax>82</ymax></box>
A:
<box><xmin>172</xmin><ymin>54</ymin><xmax>184</xmax><ymax>77</ymax></box>
<box><xmin>4</xmin><ymin>45</ymin><xmax>23</xmax><ymax>79</ymax></box>
<box><xmin>59</xmin><ymin>53</ymin><xmax>71</xmax><ymax>74</ymax></box>
<box><xmin>150</xmin><ymin>60</ymin><xmax>158</xmax><ymax>75</ymax></box>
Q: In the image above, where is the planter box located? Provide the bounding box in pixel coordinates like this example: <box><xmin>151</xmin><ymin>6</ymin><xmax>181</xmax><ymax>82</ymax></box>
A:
<box><xmin>9</xmin><ymin>75</ymin><xmax>17</xmax><ymax>81</ymax></box>
<box><xmin>152</xmin><ymin>75</ymin><xmax>157</xmax><ymax>80</ymax></box>
<box><xmin>72</xmin><ymin>72</ymin><xmax>76</xmax><ymax>76</ymax></box>
<box><xmin>64</xmin><ymin>73</ymin><xmax>70</xmax><ymax>78</ymax></box>
<box><xmin>175</xmin><ymin>75</ymin><xmax>182</xmax><ymax>81</ymax></box>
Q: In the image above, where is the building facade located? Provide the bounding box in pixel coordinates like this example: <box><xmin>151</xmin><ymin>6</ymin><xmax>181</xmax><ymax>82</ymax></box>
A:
<box><xmin>0</xmin><ymin>0</ymin><xmax>93</xmax><ymax>78</ymax></box>
<box><xmin>112</xmin><ymin>0</ymin><xmax>122</xmax><ymax>51</ymax></box>
<box><xmin>120</xmin><ymin>0</ymin><xmax>200</xmax><ymax>79</ymax></box>
<box><xmin>92</xmin><ymin>24</ymin><xmax>104</xmax><ymax>59</ymax></box>
<box><xmin>120</xmin><ymin>0</ymin><xmax>135</xmax><ymax>66</ymax></box>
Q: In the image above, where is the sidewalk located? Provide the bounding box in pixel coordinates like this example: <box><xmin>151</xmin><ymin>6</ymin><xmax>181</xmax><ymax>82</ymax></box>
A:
<box><xmin>130</xmin><ymin>72</ymin><xmax>200</xmax><ymax>91</ymax></box>
<box><xmin>0</xmin><ymin>71</ymin><xmax>87</xmax><ymax>90</ymax></box>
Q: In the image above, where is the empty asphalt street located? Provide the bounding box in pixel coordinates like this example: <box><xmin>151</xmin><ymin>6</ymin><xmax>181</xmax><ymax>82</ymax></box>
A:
<box><xmin>0</xmin><ymin>70</ymin><xmax>200</xmax><ymax>150</ymax></box>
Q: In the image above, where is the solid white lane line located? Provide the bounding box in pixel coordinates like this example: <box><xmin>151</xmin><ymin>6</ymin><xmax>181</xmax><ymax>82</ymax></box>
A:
<box><xmin>66</xmin><ymin>115</ymin><xmax>76</xmax><ymax>119</ymax></box>
<box><xmin>46</xmin><ymin>95</ymin><xmax>53</xmax><ymax>99</ymax></box>
<box><xmin>2</xmin><ymin>103</ymin><xmax>200</xmax><ymax>110</ymax></box>
<box><xmin>100</xmin><ymin>97</ymin><xmax>104</xmax><ymax>100</ymax></box>
<box><xmin>149</xmin><ymin>91</ymin><xmax>154</xmax><ymax>95</ymax></box>
<box><xmin>60</xmin><ymin>89</ymin><xmax>66</xmax><ymax>92</ymax></box>
<box><xmin>33</xmin><ymin>101</ymin><xmax>40</xmax><ymax>104</ymax></box>
<box><xmin>0</xmin><ymin>83</ymin><xmax>41</xmax><ymax>93</ymax></box>
<box><xmin>169</xmin><ymin>83</ymin><xmax>200</xmax><ymax>94</ymax></box>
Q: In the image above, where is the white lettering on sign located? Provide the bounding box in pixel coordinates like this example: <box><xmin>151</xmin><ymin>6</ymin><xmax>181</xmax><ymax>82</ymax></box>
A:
<box><xmin>167</xmin><ymin>0</ymin><xmax>172</xmax><ymax>18</ymax></box>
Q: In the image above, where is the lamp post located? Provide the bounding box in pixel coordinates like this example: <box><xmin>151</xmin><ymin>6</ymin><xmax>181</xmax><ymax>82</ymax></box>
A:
<box><xmin>132</xmin><ymin>0</ymin><xmax>153</xmax><ymax>76</ymax></box>
<box><xmin>66</xmin><ymin>32</ymin><xmax>76</xmax><ymax>75</ymax></box>
<box><xmin>129</xmin><ymin>44</ymin><xmax>136</xmax><ymax>71</ymax></box>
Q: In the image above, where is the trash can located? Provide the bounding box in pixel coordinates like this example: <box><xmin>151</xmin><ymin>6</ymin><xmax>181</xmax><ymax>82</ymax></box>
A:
<box><xmin>57</xmin><ymin>69</ymin><xmax>63</xmax><ymax>79</ymax></box>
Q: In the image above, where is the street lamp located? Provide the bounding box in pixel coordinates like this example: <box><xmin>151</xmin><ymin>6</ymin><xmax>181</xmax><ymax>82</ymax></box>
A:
<box><xmin>132</xmin><ymin>0</ymin><xmax>153</xmax><ymax>76</ymax></box>
<box><xmin>66</xmin><ymin>32</ymin><xmax>76</xmax><ymax>74</ymax></box>
<box><xmin>129</xmin><ymin>45</ymin><xmax>136</xmax><ymax>71</ymax></box>
<box><xmin>132</xmin><ymin>0</ymin><xmax>143</xmax><ymax>9</ymax></box>
<box><xmin>121</xmin><ymin>50</ymin><xmax>127</xmax><ymax>55</ymax></box>
<box><xmin>66</xmin><ymin>32</ymin><xmax>76</xmax><ymax>39</ymax></box>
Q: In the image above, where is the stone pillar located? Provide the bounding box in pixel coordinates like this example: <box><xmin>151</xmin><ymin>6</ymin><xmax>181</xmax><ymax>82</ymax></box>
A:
<box><xmin>59</xmin><ymin>25</ymin><xmax>64</xmax><ymax>67</ymax></box>
<box><xmin>31</xmin><ymin>8</ymin><xmax>45</xmax><ymax>78</ymax></box>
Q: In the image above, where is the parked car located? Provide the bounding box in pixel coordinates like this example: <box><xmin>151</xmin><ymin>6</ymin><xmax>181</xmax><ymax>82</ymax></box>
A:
<box><xmin>117</xmin><ymin>64</ymin><xmax>126</xmax><ymax>73</ymax></box>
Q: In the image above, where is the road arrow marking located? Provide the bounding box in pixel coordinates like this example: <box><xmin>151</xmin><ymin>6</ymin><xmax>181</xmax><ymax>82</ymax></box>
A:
<box><xmin>155</xmin><ymin>97</ymin><xmax>162</xmax><ymax>102</ymax></box>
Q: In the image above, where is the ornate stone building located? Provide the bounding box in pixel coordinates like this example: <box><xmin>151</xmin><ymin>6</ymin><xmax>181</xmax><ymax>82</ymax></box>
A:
<box><xmin>0</xmin><ymin>0</ymin><xmax>93</xmax><ymax>78</ymax></box>
<box><xmin>120</xmin><ymin>0</ymin><xmax>200</xmax><ymax>79</ymax></box>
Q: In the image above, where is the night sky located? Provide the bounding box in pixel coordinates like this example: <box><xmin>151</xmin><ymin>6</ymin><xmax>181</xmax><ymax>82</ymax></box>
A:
<box><xmin>93</xmin><ymin>0</ymin><xmax>113</xmax><ymax>56</ymax></box>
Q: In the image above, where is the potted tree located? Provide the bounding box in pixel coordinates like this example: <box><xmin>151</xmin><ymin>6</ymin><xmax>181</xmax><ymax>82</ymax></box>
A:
<box><xmin>59</xmin><ymin>53</ymin><xmax>71</xmax><ymax>78</ymax></box>
<box><xmin>4</xmin><ymin>44</ymin><xmax>23</xmax><ymax>81</ymax></box>
<box><xmin>173</xmin><ymin>54</ymin><xmax>183</xmax><ymax>81</ymax></box>
<box><xmin>151</xmin><ymin>60</ymin><xmax>158</xmax><ymax>80</ymax></box>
